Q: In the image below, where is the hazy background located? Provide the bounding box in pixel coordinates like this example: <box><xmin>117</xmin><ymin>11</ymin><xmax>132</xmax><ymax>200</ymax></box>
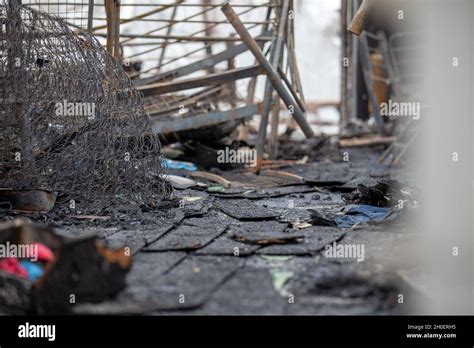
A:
<box><xmin>294</xmin><ymin>0</ymin><xmax>340</xmax><ymax>101</ymax></box>
<box><xmin>417</xmin><ymin>0</ymin><xmax>473</xmax><ymax>314</ymax></box>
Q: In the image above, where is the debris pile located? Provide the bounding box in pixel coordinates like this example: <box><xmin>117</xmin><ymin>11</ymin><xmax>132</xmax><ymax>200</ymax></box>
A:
<box><xmin>342</xmin><ymin>180</ymin><xmax>409</xmax><ymax>207</ymax></box>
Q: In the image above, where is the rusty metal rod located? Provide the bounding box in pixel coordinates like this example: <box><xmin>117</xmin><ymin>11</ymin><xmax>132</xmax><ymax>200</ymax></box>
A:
<box><xmin>256</xmin><ymin>0</ymin><xmax>290</xmax><ymax>168</ymax></box>
<box><xmin>88</xmin><ymin>18</ymin><xmax>273</xmax><ymax>25</ymax></box>
<box><xmin>125</xmin><ymin>21</ymin><xmax>263</xmax><ymax>62</ymax></box>
<box><xmin>154</xmin><ymin>22</ymin><xmax>262</xmax><ymax>70</ymax></box>
<box><xmin>48</xmin><ymin>2</ymin><xmax>276</xmax><ymax>7</ymax></box>
<box><xmin>95</xmin><ymin>33</ymin><xmax>273</xmax><ymax>42</ymax></box>
<box><xmin>105</xmin><ymin>0</ymin><xmax>113</xmax><ymax>54</ymax></box>
<box><xmin>277</xmin><ymin>65</ymin><xmax>306</xmax><ymax>114</ymax></box>
<box><xmin>158</xmin><ymin>3</ymin><xmax>179</xmax><ymax>67</ymax></box>
<box><xmin>120</xmin><ymin>2</ymin><xmax>212</xmax><ymax>45</ymax></box>
<box><xmin>221</xmin><ymin>2</ymin><xmax>314</xmax><ymax>139</ymax></box>
<box><xmin>138</xmin><ymin>65</ymin><xmax>262</xmax><ymax>96</ymax></box>
<box><xmin>286</xmin><ymin>9</ymin><xmax>305</xmax><ymax>106</ymax></box>
<box><xmin>123</xmin><ymin>4</ymin><xmax>258</xmax><ymax>58</ymax></box>
<box><xmin>92</xmin><ymin>3</ymin><xmax>178</xmax><ymax>31</ymax></box>
<box><xmin>269</xmin><ymin>95</ymin><xmax>280</xmax><ymax>159</ymax></box>
<box><xmin>246</xmin><ymin>4</ymin><xmax>273</xmax><ymax>105</ymax></box>
<box><xmin>87</xmin><ymin>0</ymin><xmax>94</xmax><ymax>33</ymax></box>
<box><xmin>112</xmin><ymin>0</ymin><xmax>120</xmax><ymax>60</ymax></box>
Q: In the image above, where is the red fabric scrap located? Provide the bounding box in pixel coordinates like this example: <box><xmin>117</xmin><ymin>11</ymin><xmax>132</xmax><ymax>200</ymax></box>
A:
<box><xmin>35</xmin><ymin>242</ymin><xmax>55</xmax><ymax>262</ymax></box>
<box><xmin>0</xmin><ymin>257</ymin><xmax>28</xmax><ymax>278</ymax></box>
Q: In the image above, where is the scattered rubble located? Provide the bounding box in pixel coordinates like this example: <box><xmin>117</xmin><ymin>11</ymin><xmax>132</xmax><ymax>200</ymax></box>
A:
<box><xmin>342</xmin><ymin>180</ymin><xmax>413</xmax><ymax>207</ymax></box>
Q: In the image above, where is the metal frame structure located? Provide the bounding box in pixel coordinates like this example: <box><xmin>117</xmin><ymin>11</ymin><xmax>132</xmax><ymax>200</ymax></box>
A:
<box><xmin>21</xmin><ymin>0</ymin><xmax>312</xmax><ymax>169</ymax></box>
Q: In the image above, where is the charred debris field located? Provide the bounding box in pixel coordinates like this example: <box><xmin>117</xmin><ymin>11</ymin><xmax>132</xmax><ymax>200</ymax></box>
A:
<box><xmin>0</xmin><ymin>0</ymin><xmax>423</xmax><ymax>316</ymax></box>
<box><xmin>0</xmin><ymin>142</ymin><xmax>420</xmax><ymax>315</ymax></box>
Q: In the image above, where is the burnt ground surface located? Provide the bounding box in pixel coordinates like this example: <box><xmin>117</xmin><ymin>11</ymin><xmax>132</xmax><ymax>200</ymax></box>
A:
<box><xmin>1</xmin><ymin>143</ymin><xmax>422</xmax><ymax>315</ymax></box>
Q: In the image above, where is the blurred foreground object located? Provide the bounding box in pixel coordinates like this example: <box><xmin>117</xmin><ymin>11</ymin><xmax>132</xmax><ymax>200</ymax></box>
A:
<box><xmin>0</xmin><ymin>219</ymin><xmax>131</xmax><ymax>314</ymax></box>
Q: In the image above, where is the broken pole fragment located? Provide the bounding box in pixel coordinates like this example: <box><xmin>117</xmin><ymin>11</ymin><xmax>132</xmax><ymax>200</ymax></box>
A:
<box><xmin>221</xmin><ymin>2</ymin><xmax>314</xmax><ymax>141</ymax></box>
<box><xmin>347</xmin><ymin>0</ymin><xmax>375</xmax><ymax>36</ymax></box>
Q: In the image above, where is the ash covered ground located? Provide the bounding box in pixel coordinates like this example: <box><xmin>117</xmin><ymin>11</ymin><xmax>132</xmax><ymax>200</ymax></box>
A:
<box><xmin>1</xmin><ymin>140</ymin><xmax>421</xmax><ymax>315</ymax></box>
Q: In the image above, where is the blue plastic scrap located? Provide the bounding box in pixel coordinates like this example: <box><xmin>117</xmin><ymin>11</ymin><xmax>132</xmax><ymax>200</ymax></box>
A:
<box><xmin>163</xmin><ymin>159</ymin><xmax>197</xmax><ymax>172</ymax></box>
<box><xmin>19</xmin><ymin>260</ymin><xmax>44</xmax><ymax>282</ymax></box>
<box><xmin>335</xmin><ymin>205</ymin><xmax>392</xmax><ymax>228</ymax></box>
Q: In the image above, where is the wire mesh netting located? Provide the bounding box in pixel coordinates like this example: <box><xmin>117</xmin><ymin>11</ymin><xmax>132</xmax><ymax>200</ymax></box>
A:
<box><xmin>0</xmin><ymin>0</ymin><xmax>170</xmax><ymax>206</ymax></box>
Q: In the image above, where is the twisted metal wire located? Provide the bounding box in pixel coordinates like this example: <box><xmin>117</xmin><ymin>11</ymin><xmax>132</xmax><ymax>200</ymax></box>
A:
<box><xmin>0</xmin><ymin>1</ymin><xmax>171</xmax><ymax>206</ymax></box>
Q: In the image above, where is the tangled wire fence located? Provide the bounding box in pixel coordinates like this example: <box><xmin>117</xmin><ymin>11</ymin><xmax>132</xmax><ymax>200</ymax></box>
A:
<box><xmin>0</xmin><ymin>0</ymin><xmax>170</xmax><ymax>207</ymax></box>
